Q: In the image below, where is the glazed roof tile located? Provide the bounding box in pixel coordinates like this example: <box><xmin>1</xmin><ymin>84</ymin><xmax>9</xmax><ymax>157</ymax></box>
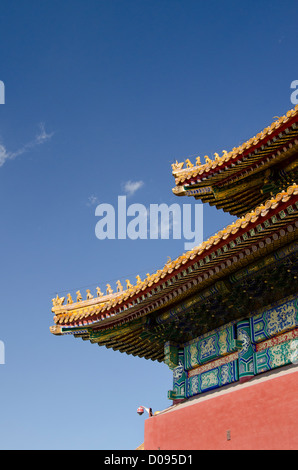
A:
<box><xmin>50</xmin><ymin>182</ymin><xmax>298</xmax><ymax>332</ymax></box>
<box><xmin>171</xmin><ymin>105</ymin><xmax>298</xmax><ymax>185</ymax></box>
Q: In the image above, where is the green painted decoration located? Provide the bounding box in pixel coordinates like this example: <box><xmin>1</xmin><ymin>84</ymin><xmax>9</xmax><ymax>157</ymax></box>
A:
<box><xmin>169</xmin><ymin>350</ymin><xmax>187</xmax><ymax>400</ymax></box>
<box><xmin>250</xmin><ymin>295</ymin><xmax>298</xmax><ymax>343</ymax></box>
<box><xmin>237</xmin><ymin>320</ymin><xmax>255</xmax><ymax>379</ymax></box>
<box><xmin>255</xmin><ymin>339</ymin><xmax>295</xmax><ymax>373</ymax></box>
<box><xmin>164</xmin><ymin>342</ymin><xmax>179</xmax><ymax>369</ymax></box>
<box><xmin>186</xmin><ymin>360</ymin><xmax>238</xmax><ymax>397</ymax></box>
<box><xmin>184</xmin><ymin>323</ymin><xmax>237</xmax><ymax>371</ymax></box>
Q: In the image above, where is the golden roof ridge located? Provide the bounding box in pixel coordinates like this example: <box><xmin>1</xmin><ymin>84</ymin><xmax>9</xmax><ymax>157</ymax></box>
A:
<box><xmin>51</xmin><ymin>182</ymin><xmax>298</xmax><ymax>324</ymax></box>
<box><xmin>171</xmin><ymin>104</ymin><xmax>298</xmax><ymax>181</ymax></box>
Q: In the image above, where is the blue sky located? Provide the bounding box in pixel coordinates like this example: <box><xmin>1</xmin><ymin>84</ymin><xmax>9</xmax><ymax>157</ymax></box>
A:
<box><xmin>0</xmin><ymin>0</ymin><xmax>297</xmax><ymax>450</ymax></box>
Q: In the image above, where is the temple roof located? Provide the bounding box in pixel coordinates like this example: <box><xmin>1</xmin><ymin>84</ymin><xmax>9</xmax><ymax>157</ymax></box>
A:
<box><xmin>171</xmin><ymin>105</ymin><xmax>298</xmax><ymax>217</ymax></box>
<box><xmin>50</xmin><ymin>183</ymin><xmax>298</xmax><ymax>362</ymax></box>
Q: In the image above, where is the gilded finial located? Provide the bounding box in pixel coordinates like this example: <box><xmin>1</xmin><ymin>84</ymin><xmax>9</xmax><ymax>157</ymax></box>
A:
<box><xmin>185</xmin><ymin>158</ymin><xmax>193</xmax><ymax>168</ymax></box>
<box><xmin>106</xmin><ymin>284</ymin><xmax>113</xmax><ymax>295</ymax></box>
<box><xmin>116</xmin><ymin>280</ymin><xmax>123</xmax><ymax>292</ymax></box>
<box><xmin>171</xmin><ymin>161</ymin><xmax>184</xmax><ymax>170</ymax></box>
<box><xmin>126</xmin><ymin>279</ymin><xmax>133</xmax><ymax>289</ymax></box>
<box><xmin>195</xmin><ymin>156</ymin><xmax>201</xmax><ymax>166</ymax></box>
<box><xmin>86</xmin><ymin>289</ymin><xmax>93</xmax><ymax>300</ymax></box>
<box><xmin>76</xmin><ymin>290</ymin><xmax>82</xmax><ymax>302</ymax></box>
<box><xmin>52</xmin><ymin>294</ymin><xmax>65</xmax><ymax>307</ymax></box>
<box><xmin>96</xmin><ymin>287</ymin><xmax>104</xmax><ymax>297</ymax></box>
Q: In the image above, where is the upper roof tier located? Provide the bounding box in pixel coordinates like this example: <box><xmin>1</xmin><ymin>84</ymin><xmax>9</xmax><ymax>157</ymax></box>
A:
<box><xmin>171</xmin><ymin>105</ymin><xmax>298</xmax><ymax>217</ymax></box>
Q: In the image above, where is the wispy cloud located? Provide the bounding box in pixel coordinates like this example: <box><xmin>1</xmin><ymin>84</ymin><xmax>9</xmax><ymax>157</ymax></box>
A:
<box><xmin>87</xmin><ymin>195</ymin><xmax>99</xmax><ymax>206</ymax></box>
<box><xmin>35</xmin><ymin>122</ymin><xmax>54</xmax><ymax>144</ymax></box>
<box><xmin>123</xmin><ymin>180</ymin><xmax>144</xmax><ymax>197</ymax></box>
<box><xmin>0</xmin><ymin>123</ymin><xmax>53</xmax><ymax>167</ymax></box>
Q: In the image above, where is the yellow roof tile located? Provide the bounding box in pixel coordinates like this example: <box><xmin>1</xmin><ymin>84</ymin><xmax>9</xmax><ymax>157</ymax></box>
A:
<box><xmin>171</xmin><ymin>104</ymin><xmax>298</xmax><ymax>183</ymax></box>
<box><xmin>51</xmin><ymin>183</ymin><xmax>298</xmax><ymax>328</ymax></box>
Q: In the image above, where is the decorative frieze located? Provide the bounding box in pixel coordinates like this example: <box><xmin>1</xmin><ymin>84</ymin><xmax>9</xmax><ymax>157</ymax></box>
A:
<box><xmin>169</xmin><ymin>350</ymin><xmax>187</xmax><ymax>400</ymax></box>
<box><xmin>250</xmin><ymin>295</ymin><xmax>298</xmax><ymax>343</ymax></box>
<box><xmin>168</xmin><ymin>297</ymin><xmax>298</xmax><ymax>400</ymax></box>
<box><xmin>255</xmin><ymin>328</ymin><xmax>298</xmax><ymax>352</ymax></box>
<box><xmin>188</xmin><ymin>352</ymin><xmax>238</xmax><ymax>378</ymax></box>
<box><xmin>184</xmin><ymin>323</ymin><xmax>237</xmax><ymax>370</ymax></box>
<box><xmin>187</xmin><ymin>359</ymin><xmax>238</xmax><ymax>396</ymax></box>
<box><xmin>237</xmin><ymin>320</ymin><xmax>255</xmax><ymax>380</ymax></box>
<box><xmin>255</xmin><ymin>337</ymin><xmax>296</xmax><ymax>373</ymax></box>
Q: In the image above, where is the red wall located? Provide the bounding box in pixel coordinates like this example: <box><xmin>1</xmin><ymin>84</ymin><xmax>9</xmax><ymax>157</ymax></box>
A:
<box><xmin>144</xmin><ymin>367</ymin><xmax>298</xmax><ymax>450</ymax></box>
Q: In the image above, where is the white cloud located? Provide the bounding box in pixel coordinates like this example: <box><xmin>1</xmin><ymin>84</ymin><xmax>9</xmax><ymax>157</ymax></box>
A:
<box><xmin>87</xmin><ymin>195</ymin><xmax>99</xmax><ymax>206</ymax></box>
<box><xmin>35</xmin><ymin>122</ymin><xmax>54</xmax><ymax>144</ymax></box>
<box><xmin>123</xmin><ymin>180</ymin><xmax>144</xmax><ymax>196</ymax></box>
<box><xmin>0</xmin><ymin>123</ymin><xmax>53</xmax><ymax>167</ymax></box>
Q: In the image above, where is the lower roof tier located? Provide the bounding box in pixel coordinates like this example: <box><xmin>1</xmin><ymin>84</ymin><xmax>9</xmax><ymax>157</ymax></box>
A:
<box><xmin>50</xmin><ymin>184</ymin><xmax>298</xmax><ymax>362</ymax></box>
<box><xmin>75</xmin><ymin>245</ymin><xmax>298</xmax><ymax>363</ymax></box>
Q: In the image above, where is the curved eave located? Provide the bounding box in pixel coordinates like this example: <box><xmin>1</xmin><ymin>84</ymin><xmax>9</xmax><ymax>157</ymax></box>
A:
<box><xmin>172</xmin><ymin>106</ymin><xmax>298</xmax><ymax>215</ymax></box>
<box><xmin>172</xmin><ymin>105</ymin><xmax>298</xmax><ymax>184</ymax></box>
<box><xmin>51</xmin><ymin>235</ymin><xmax>298</xmax><ymax>362</ymax></box>
<box><xmin>50</xmin><ymin>184</ymin><xmax>298</xmax><ymax>337</ymax></box>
